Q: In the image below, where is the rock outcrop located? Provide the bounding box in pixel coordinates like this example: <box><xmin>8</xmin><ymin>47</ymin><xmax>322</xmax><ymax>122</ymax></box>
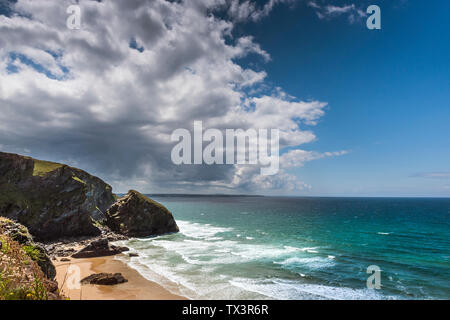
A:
<box><xmin>80</xmin><ymin>273</ymin><xmax>128</xmax><ymax>285</ymax></box>
<box><xmin>71</xmin><ymin>238</ymin><xmax>128</xmax><ymax>258</ymax></box>
<box><xmin>105</xmin><ymin>190</ymin><xmax>179</xmax><ymax>237</ymax></box>
<box><xmin>0</xmin><ymin>152</ymin><xmax>116</xmax><ymax>241</ymax></box>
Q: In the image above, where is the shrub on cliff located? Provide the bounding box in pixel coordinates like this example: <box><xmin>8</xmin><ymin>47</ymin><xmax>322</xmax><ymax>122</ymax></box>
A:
<box><xmin>0</xmin><ymin>218</ymin><xmax>63</xmax><ymax>300</ymax></box>
<box><xmin>0</xmin><ymin>217</ymin><xmax>56</xmax><ymax>279</ymax></box>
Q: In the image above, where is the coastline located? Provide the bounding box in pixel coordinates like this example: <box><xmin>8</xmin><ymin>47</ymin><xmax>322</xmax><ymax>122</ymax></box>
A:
<box><xmin>55</xmin><ymin>255</ymin><xmax>187</xmax><ymax>300</ymax></box>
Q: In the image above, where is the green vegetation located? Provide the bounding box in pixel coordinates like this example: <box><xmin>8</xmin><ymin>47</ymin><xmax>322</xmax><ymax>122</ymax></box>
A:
<box><xmin>91</xmin><ymin>214</ymin><xmax>104</xmax><ymax>228</ymax></box>
<box><xmin>0</xmin><ymin>217</ymin><xmax>33</xmax><ymax>246</ymax></box>
<box><xmin>32</xmin><ymin>160</ymin><xmax>63</xmax><ymax>177</ymax></box>
<box><xmin>0</xmin><ymin>217</ymin><xmax>14</xmax><ymax>226</ymax></box>
<box><xmin>23</xmin><ymin>245</ymin><xmax>43</xmax><ymax>262</ymax></box>
<box><xmin>0</xmin><ymin>185</ymin><xmax>29</xmax><ymax>209</ymax></box>
<box><xmin>128</xmin><ymin>189</ymin><xmax>169</xmax><ymax>212</ymax></box>
<box><xmin>72</xmin><ymin>176</ymin><xmax>86</xmax><ymax>185</ymax></box>
<box><xmin>0</xmin><ymin>224</ymin><xmax>53</xmax><ymax>300</ymax></box>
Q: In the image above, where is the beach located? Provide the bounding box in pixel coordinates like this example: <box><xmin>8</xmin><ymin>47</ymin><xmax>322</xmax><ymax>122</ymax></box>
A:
<box><xmin>55</xmin><ymin>256</ymin><xmax>186</xmax><ymax>300</ymax></box>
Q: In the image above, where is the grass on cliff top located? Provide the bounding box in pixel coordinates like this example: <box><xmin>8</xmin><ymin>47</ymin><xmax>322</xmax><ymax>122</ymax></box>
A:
<box><xmin>32</xmin><ymin>160</ymin><xmax>63</xmax><ymax>177</ymax></box>
<box><xmin>128</xmin><ymin>190</ymin><xmax>169</xmax><ymax>212</ymax></box>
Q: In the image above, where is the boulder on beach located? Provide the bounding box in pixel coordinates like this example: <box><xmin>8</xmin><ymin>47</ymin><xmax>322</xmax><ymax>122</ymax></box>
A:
<box><xmin>105</xmin><ymin>190</ymin><xmax>179</xmax><ymax>237</ymax></box>
<box><xmin>72</xmin><ymin>238</ymin><xmax>128</xmax><ymax>258</ymax></box>
<box><xmin>80</xmin><ymin>273</ymin><xmax>128</xmax><ymax>285</ymax></box>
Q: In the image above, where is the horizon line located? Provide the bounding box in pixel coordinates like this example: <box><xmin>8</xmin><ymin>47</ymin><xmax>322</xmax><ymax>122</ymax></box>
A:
<box><xmin>114</xmin><ymin>193</ymin><xmax>450</xmax><ymax>199</ymax></box>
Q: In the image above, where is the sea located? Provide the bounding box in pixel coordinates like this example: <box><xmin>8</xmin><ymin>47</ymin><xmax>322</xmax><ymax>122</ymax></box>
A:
<box><xmin>113</xmin><ymin>196</ymin><xmax>450</xmax><ymax>300</ymax></box>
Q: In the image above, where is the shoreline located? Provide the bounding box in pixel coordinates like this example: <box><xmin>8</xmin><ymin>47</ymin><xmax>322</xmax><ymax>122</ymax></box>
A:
<box><xmin>55</xmin><ymin>255</ymin><xmax>187</xmax><ymax>300</ymax></box>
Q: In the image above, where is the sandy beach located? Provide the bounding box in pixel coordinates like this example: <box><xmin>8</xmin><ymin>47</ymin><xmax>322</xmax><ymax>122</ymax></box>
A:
<box><xmin>55</xmin><ymin>255</ymin><xmax>186</xmax><ymax>300</ymax></box>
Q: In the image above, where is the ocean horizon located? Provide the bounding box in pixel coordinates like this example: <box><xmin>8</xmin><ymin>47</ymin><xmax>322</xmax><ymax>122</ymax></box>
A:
<box><xmin>114</xmin><ymin>195</ymin><xmax>450</xmax><ymax>300</ymax></box>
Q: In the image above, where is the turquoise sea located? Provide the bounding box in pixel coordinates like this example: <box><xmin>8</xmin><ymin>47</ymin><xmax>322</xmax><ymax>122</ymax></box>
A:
<box><xmin>115</xmin><ymin>196</ymin><xmax>450</xmax><ymax>300</ymax></box>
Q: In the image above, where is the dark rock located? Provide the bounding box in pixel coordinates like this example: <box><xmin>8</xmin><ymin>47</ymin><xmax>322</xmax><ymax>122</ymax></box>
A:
<box><xmin>111</xmin><ymin>244</ymin><xmax>129</xmax><ymax>252</ymax></box>
<box><xmin>43</xmin><ymin>278</ymin><xmax>59</xmax><ymax>293</ymax></box>
<box><xmin>60</xmin><ymin>258</ymin><xmax>71</xmax><ymax>262</ymax></box>
<box><xmin>105</xmin><ymin>190</ymin><xmax>179</xmax><ymax>237</ymax></box>
<box><xmin>33</xmin><ymin>244</ymin><xmax>57</xmax><ymax>280</ymax></box>
<box><xmin>128</xmin><ymin>253</ymin><xmax>139</xmax><ymax>257</ymax></box>
<box><xmin>55</xmin><ymin>248</ymin><xmax>76</xmax><ymax>257</ymax></box>
<box><xmin>72</xmin><ymin>238</ymin><xmax>128</xmax><ymax>258</ymax></box>
<box><xmin>106</xmin><ymin>233</ymin><xmax>129</xmax><ymax>241</ymax></box>
<box><xmin>0</xmin><ymin>152</ymin><xmax>116</xmax><ymax>241</ymax></box>
<box><xmin>0</xmin><ymin>218</ymin><xmax>33</xmax><ymax>245</ymax></box>
<box><xmin>80</xmin><ymin>273</ymin><xmax>128</xmax><ymax>285</ymax></box>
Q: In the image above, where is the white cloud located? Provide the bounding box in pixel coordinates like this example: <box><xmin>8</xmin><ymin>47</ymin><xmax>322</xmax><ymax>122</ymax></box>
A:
<box><xmin>0</xmin><ymin>0</ymin><xmax>346</xmax><ymax>194</ymax></box>
<box><xmin>307</xmin><ymin>1</ymin><xmax>366</xmax><ymax>23</ymax></box>
<box><xmin>325</xmin><ymin>4</ymin><xmax>355</xmax><ymax>15</ymax></box>
<box><xmin>281</xmin><ymin>149</ymin><xmax>349</xmax><ymax>168</ymax></box>
<box><xmin>411</xmin><ymin>172</ymin><xmax>450</xmax><ymax>179</ymax></box>
<box><xmin>228</xmin><ymin>0</ymin><xmax>295</xmax><ymax>22</ymax></box>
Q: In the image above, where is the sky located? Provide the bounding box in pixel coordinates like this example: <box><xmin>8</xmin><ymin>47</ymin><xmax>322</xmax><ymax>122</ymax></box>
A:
<box><xmin>0</xmin><ymin>0</ymin><xmax>449</xmax><ymax>197</ymax></box>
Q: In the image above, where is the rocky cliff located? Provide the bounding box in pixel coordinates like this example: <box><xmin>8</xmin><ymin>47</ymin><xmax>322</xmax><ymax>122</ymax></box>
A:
<box><xmin>0</xmin><ymin>152</ymin><xmax>116</xmax><ymax>241</ymax></box>
<box><xmin>106</xmin><ymin>190</ymin><xmax>179</xmax><ymax>237</ymax></box>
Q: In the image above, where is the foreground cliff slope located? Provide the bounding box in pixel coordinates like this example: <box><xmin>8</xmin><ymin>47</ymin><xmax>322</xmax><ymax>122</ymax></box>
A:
<box><xmin>0</xmin><ymin>217</ymin><xmax>62</xmax><ymax>300</ymax></box>
<box><xmin>0</xmin><ymin>152</ymin><xmax>116</xmax><ymax>241</ymax></box>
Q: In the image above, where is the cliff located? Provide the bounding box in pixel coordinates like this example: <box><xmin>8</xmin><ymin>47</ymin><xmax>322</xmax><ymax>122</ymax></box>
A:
<box><xmin>0</xmin><ymin>152</ymin><xmax>116</xmax><ymax>241</ymax></box>
<box><xmin>0</xmin><ymin>152</ymin><xmax>181</xmax><ymax>300</ymax></box>
<box><xmin>0</xmin><ymin>152</ymin><xmax>179</xmax><ymax>241</ymax></box>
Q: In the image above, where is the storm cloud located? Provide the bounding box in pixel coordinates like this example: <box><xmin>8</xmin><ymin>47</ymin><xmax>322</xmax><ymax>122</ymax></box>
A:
<box><xmin>0</xmin><ymin>0</ymin><xmax>346</xmax><ymax>194</ymax></box>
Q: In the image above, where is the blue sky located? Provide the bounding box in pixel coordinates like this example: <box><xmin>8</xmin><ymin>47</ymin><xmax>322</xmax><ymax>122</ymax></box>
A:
<box><xmin>0</xmin><ymin>0</ymin><xmax>448</xmax><ymax>197</ymax></box>
<box><xmin>235</xmin><ymin>1</ymin><xmax>450</xmax><ymax>196</ymax></box>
